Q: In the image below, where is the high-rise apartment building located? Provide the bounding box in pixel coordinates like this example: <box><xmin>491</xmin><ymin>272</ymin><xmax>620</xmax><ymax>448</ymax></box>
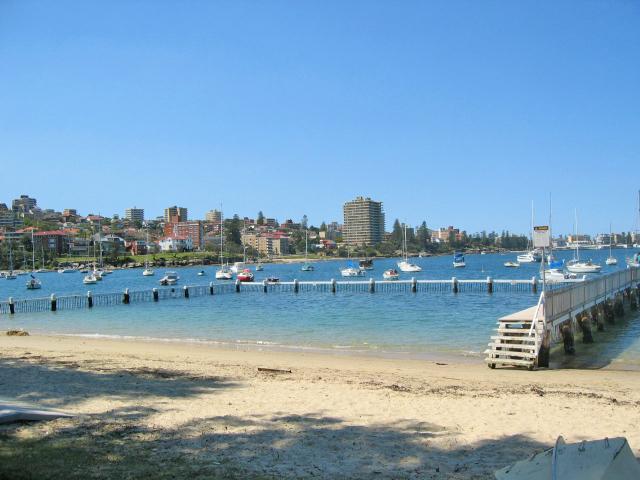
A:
<box><xmin>12</xmin><ymin>195</ymin><xmax>37</xmax><ymax>213</ymax></box>
<box><xmin>164</xmin><ymin>206</ymin><xmax>188</xmax><ymax>224</ymax></box>
<box><xmin>342</xmin><ymin>196</ymin><xmax>385</xmax><ymax>246</ymax></box>
<box><xmin>125</xmin><ymin>207</ymin><xmax>144</xmax><ymax>223</ymax></box>
<box><xmin>205</xmin><ymin>209</ymin><xmax>222</xmax><ymax>223</ymax></box>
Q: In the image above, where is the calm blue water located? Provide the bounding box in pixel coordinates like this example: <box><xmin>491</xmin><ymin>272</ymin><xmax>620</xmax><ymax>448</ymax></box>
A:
<box><xmin>2</xmin><ymin>249</ymin><xmax>639</xmax><ymax>368</ymax></box>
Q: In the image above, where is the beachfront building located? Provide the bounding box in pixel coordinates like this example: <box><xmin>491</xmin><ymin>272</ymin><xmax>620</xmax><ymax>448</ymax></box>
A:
<box><xmin>205</xmin><ymin>209</ymin><xmax>222</xmax><ymax>224</ymax></box>
<box><xmin>33</xmin><ymin>230</ymin><xmax>68</xmax><ymax>255</ymax></box>
<box><xmin>342</xmin><ymin>196</ymin><xmax>385</xmax><ymax>247</ymax></box>
<box><xmin>241</xmin><ymin>233</ymin><xmax>290</xmax><ymax>257</ymax></box>
<box><xmin>125</xmin><ymin>207</ymin><xmax>144</xmax><ymax>223</ymax></box>
<box><xmin>158</xmin><ymin>236</ymin><xmax>193</xmax><ymax>252</ymax></box>
<box><xmin>164</xmin><ymin>221</ymin><xmax>204</xmax><ymax>250</ymax></box>
<box><xmin>164</xmin><ymin>206</ymin><xmax>188</xmax><ymax>224</ymax></box>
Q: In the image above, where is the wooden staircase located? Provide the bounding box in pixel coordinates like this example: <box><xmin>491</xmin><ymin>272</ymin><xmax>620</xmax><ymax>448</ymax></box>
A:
<box><xmin>485</xmin><ymin>305</ymin><xmax>543</xmax><ymax>370</ymax></box>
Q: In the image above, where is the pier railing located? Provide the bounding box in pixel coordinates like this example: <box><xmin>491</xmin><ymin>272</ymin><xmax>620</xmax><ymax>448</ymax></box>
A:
<box><xmin>0</xmin><ymin>277</ymin><xmax>541</xmax><ymax>316</ymax></box>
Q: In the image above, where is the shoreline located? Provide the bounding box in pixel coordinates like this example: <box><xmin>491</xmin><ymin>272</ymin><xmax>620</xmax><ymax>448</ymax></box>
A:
<box><xmin>2</xmin><ymin>334</ymin><xmax>640</xmax><ymax>478</ymax></box>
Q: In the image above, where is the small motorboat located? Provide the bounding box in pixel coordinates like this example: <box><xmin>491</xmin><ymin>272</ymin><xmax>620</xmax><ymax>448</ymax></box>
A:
<box><xmin>159</xmin><ymin>271</ymin><xmax>179</xmax><ymax>285</ymax></box>
<box><xmin>625</xmin><ymin>253</ymin><xmax>639</xmax><ymax>268</ymax></box>
<box><xmin>83</xmin><ymin>273</ymin><xmax>98</xmax><ymax>284</ymax></box>
<box><xmin>255</xmin><ymin>263</ymin><xmax>264</xmax><ymax>271</ymax></box>
<box><xmin>197</xmin><ymin>270</ymin><xmax>206</xmax><ymax>276</ymax></box>
<box><xmin>504</xmin><ymin>261</ymin><xmax>520</xmax><ymax>268</ymax></box>
<box><xmin>341</xmin><ymin>267</ymin><xmax>365</xmax><ymax>277</ymax></box>
<box><xmin>359</xmin><ymin>258</ymin><xmax>374</xmax><ymax>270</ymax></box>
<box><xmin>57</xmin><ymin>267</ymin><xmax>76</xmax><ymax>273</ymax></box>
<box><xmin>266</xmin><ymin>276</ymin><xmax>280</xmax><ymax>283</ymax></box>
<box><xmin>541</xmin><ymin>268</ymin><xmax>586</xmax><ymax>283</ymax></box>
<box><xmin>605</xmin><ymin>256</ymin><xmax>618</xmax><ymax>265</ymax></box>
<box><xmin>237</xmin><ymin>269</ymin><xmax>254</xmax><ymax>282</ymax></box>
<box><xmin>5</xmin><ymin>271</ymin><xmax>17</xmax><ymax>280</ymax></box>
<box><xmin>452</xmin><ymin>252</ymin><xmax>466</xmax><ymax>268</ymax></box>
<box><xmin>142</xmin><ymin>268</ymin><xmax>155</xmax><ymax>276</ymax></box>
<box><xmin>230</xmin><ymin>262</ymin><xmax>246</xmax><ymax>274</ymax></box>
<box><xmin>382</xmin><ymin>269</ymin><xmax>400</xmax><ymax>280</ymax></box>
<box><xmin>26</xmin><ymin>275</ymin><xmax>42</xmax><ymax>289</ymax></box>
<box><xmin>301</xmin><ymin>263</ymin><xmax>315</xmax><ymax>272</ymax></box>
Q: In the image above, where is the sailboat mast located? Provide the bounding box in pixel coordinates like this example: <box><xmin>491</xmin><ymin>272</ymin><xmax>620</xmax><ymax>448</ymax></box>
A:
<box><xmin>31</xmin><ymin>230</ymin><xmax>36</xmax><ymax>272</ymax></box>
<box><xmin>574</xmin><ymin>209</ymin><xmax>580</xmax><ymax>261</ymax></box>
<box><xmin>219</xmin><ymin>204</ymin><xmax>224</xmax><ymax>266</ymax></box>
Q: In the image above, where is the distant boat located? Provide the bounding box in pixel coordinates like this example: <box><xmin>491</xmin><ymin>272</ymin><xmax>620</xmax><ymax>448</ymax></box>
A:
<box><xmin>159</xmin><ymin>271</ymin><xmax>179</xmax><ymax>285</ymax></box>
<box><xmin>453</xmin><ymin>251</ymin><xmax>466</xmax><ymax>268</ymax></box>
<box><xmin>397</xmin><ymin>224</ymin><xmax>422</xmax><ymax>272</ymax></box>
<box><xmin>237</xmin><ymin>268</ymin><xmax>254</xmax><ymax>282</ymax></box>
<box><xmin>627</xmin><ymin>252</ymin><xmax>640</xmax><ymax>268</ymax></box>
<box><xmin>301</xmin><ymin>229</ymin><xmax>314</xmax><ymax>272</ymax></box>
<box><xmin>83</xmin><ymin>273</ymin><xmax>98</xmax><ymax>284</ymax></box>
<box><xmin>266</xmin><ymin>276</ymin><xmax>280</xmax><ymax>283</ymax></box>
<box><xmin>142</xmin><ymin>230</ymin><xmax>154</xmax><ymax>276</ymax></box>
<box><xmin>504</xmin><ymin>261</ymin><xmax>520</xmax><ymax>268</ymax></box>
<box><xmin>58</xmin><ymin>268</ymin><xmax>76</xmax><ymax>273</ymax></box>
<box><xmin>540</xmin><ymin>268</ymin><xmax>585</xmax><ymax>283</ymax></box>
<box><xmin>230</xmin><ymin>262</ymin><xmax>246</xmax><ymax>274</ymax></box>
<box><xmin>341</xmin><ymin>266</ymin><xmax>365</xmax><ymax>277</ymax></box>
<box><xmin>382</xmin><ymin>268</ymin><xmax>399</xmax><ymax>280</ymax></box>
<box><xmin>359</xmin><ymin>258</ymin><xmax>374</xmax><ymax>270</ymax></box>
<box><xmin>197</xmin><ymin>270</ymin><xmax>206</xmax><ymax>276</ymax></box>
<box><xmin>606</xmin><ymin>223</ymin><xmax>617</xmax><ymax>265</ymax></box>
<box><xmin>566</xmin><ymin>210</ymin><xmax>602</xmax><ymax>274</ymax></box>
<box><xmin>216</xmin><ymin>207</ymin><xmax>234</xmax><ymax>280</ymax></box>
<box><xmin>255</xmin><ymin>263</ymin><xmax>264</xmax><ymax>271</ymax></box>
<box><xmin>25</xmin><ymin>274</ymin><xmax>42</xmax><ymax>290</ymax></box>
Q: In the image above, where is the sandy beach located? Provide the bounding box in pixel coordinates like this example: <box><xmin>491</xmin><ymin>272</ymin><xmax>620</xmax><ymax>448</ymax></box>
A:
<box><xmin>1</xmin><ymin>334</ymin><xmax>639</xmax><ymax>479</ymax></box>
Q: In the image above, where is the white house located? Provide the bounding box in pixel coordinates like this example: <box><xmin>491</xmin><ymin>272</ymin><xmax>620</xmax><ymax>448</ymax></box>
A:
<box><xmin>158</xmin><ymin>236</ymin><xmax>193</xmax><ymax>252</ymax></box>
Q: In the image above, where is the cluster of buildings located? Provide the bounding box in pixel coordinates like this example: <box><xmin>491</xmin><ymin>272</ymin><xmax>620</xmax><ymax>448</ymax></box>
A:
<box><xmin>2</xmin><ymin>194</ymin><xmax>636</xmax><ymax>261</ymax></box>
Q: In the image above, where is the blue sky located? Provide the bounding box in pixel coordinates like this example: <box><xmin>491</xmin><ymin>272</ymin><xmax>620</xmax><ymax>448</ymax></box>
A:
<box><xmin>1</xmin><ymin>1</ymin><xmax>639</xmax><ymax>235</ymax></box>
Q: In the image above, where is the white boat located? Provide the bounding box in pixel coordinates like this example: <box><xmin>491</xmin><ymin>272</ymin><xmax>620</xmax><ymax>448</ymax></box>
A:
<box><xmin>301</xmin><ymin>229</ymin><xmax>314</xmax><ymax>272</ymax></box>
<box><xmin>397</xmin><ymin>223</ymin><xmax>422</xmax><ymax>272</ymax></box>
<box><xmin>216</xmin><ymin>206</ymin><xmax>234</xmax><ymax>280</ymax></box>
<box><xmin>230</xmin><ymin>261</ymin><xmax>246</xmax><ymax>274</ymax></box>
<box><xmin>626</xmin><ymin>252</ymin><xmax>640</xmax><ymax>268</ymax></box>
<box><xmin>6</xmin><ymin>241</ymin><xmax>17</xmax><ymax>279</ymax></box>
<box><xmin>57</xmin><ymin>267</ymin><xmax>75</xmax><ymax>273</ymax></box>
<box><xmin>159</xmin><ymin>271</ymin><xmax>179</xmax><ymax>285</ymax></box>
<box><xmin>504</xmin><ymin>261</ymin><xmax>520</xmax><ymax>268</ymax></box>
<box><xmin>341</xmin><ymin>266</ymin><xmax>365</xmax><ymax>277</ymax></box>
<box><xmin>516</xmin><ymin>250</ymin><xmax>542</xmax><ymax>263</ymax></box>
<box><xmin>541</xmin><ymin>268</ymin><xmax>585</xmax><ymax>283</ymax></box>
<box><xmin>452</xmin><ymin>252</ymin><xmax>466</xmax><ymax>268</ymax></box>
<box><xmin>83</xmin><ymin>273</ymin><xmax>97</xmax><ymax>284</ymax></box>
<box><xmin>382</xmin><ymin>268</ymin><xmax>400</xmax><ymax>280</ymax></box>
<box><xmin>197</xmin><ymin>270</ymin><xmax>206</xmax><ymax>276</ymax></box>
<box><xmin>93</xmin><ymin>269</ymin><xmax>104</xmax><ymax>280</ymax></box>
<box><xmin>255</xmin><ymin>263</ymin><xmax>264</xmax><ymax>271</ymax></box>
<box><xmin>606</xmin><ymin>223</ymin><xmax>617</xmax><ymax>265</ymax></box>
<box><xmin>25</xmin><ymin>231</ymin><xmax>42</xmax><ymax>289</ymax></box>
<box><xmin>566</xmin><ymin>210</ymin><xmax>602</xmax><ymax>274</ymax></box>
<box><xmin>142</xmin><ymin>230</ymin><xmax>154</xmax><ymax>276</ymax></box>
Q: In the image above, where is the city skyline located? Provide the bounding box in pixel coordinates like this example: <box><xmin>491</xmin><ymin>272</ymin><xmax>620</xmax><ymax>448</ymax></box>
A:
<box><xmin>1</xmin><ymin>2</ymin><xmax>639</xmax><ymax>234</ymax></box>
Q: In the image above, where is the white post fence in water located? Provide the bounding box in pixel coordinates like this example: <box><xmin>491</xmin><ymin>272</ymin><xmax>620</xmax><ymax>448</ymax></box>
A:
<box><xmin>0</xmin><ymin>277</ymin><xmax>543</xmax><ymax>316</ymax></box>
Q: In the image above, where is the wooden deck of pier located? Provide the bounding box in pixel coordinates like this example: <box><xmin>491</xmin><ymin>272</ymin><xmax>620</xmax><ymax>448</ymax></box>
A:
<box><xmin>485</xmin><ymin>268</ymin><xmax>639</xmax><ymax>370</ymax></box>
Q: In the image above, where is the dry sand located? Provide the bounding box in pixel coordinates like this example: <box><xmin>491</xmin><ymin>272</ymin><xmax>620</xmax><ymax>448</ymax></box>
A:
<box><xmin>1</xmin><ymin>334</ymin><xmax>639</xmax><ymax>479</ymax></box>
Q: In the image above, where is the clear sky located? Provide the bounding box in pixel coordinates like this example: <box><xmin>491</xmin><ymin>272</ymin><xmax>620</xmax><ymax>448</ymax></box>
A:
<box><xmin>1</xmin><ymin>1</ymin><xmax>639</xmax><ymax>235</ymax></box>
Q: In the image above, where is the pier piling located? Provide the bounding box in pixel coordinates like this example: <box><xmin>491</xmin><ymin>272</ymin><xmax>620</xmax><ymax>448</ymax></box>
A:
<box><xmin>8</xmin><ymin>297</ymin><xmax>14</xmax><ymax>315</ymax></box>
<box><xmin>294</xmin><ymin>279</ymin><xmax>299</xmax><ymax>293</ymax></box>
<box><xmin>531</xmin><ymin>277</ymin><xmax>538</xmax><ymax>294</ymax></box>
<box><xmin>183</xmin><ymin>286</ymin><xmax>189</xmax><ymax>298</ymax></box>
<box><xmin>209</xmin><ymin>282</ymin><xmax>214</xmax><ymax>295</ymax></box>
<box><xmin>87</xmin><ymin>291</ymin><xmax>93</xmax><ymax>308</ymax></box>
<box><xmin>123</xmin><ymin>289</ymin><xmax>130</xmax><ymax>304</ymax></box>
<box><xmin>604</xmin><ymin>300</ymin><xmax>615</xmax><ymax>324</ymax></box>
<box><xmin>153</xmin><ymin>288</ymin><xmax>159</xmax><ymax>302</ymax></box>
<box><xmin>369</xmin><ymin>278</ymin><xmax>375</xmax><ymax>293</ymax></box>
<box><xmin>561</xmin><ymin>323</ymin><xmax>575</xmax><ymax>354</ymax></box>
<box><xmin>411</xmin><ymin>277</ymin><xmax>417</xmax><ymax>293</ymax></box>
<box><xmin>263</xmin><ymin>279</ymin><xmax>268</xmax><ymax>293</ymax></box>
<box><xmin>331</xmin><ymin>279</ymin><xmax>336</xmax><ymax>294</ymax></box>
<box><xmin>577</xmin><ymin>312</ymin><xmax>593</xmax><ymax>344</ymax></box>
<box><xmin>235</xmin><ymin>280</ymin><xmax>240</xmax><ymax>293</ymax></box>
<box><xmin>487</xmin><ymin>276</ymin><xmax>493</xmax><ymax>294</ymax></box>
<box><xmin>537</xmin><ymin>331</ymin><xmax>550</xmax><ymax>368</ymax></box>
<box><xmin>452</xmin><ymin>277</ymin><xmax>458</xmax><ymax>294</ymax></box>
<box><xmin>50</xmin><ymin>294</ymin><xmax>57</xmax><ymax>312</ymax></box>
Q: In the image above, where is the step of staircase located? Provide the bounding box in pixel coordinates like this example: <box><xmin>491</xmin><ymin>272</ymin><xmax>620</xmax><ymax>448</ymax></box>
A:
<box><xmin>484</xmin><ymin>349</ymin><xmax>536</xmax><ymax>359</ymax></box>
<box><xmin>485</xmin><ymin>357</ymin><xmax>535</xmax><ymax>368</ymax></box>
<box><xmin>487</xmin><ymin>342</ymin><xmax>536</xmax><ymax>351</ymax></box>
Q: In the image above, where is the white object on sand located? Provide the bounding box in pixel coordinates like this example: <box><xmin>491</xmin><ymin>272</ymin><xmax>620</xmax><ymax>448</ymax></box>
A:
<box><xmin>0</xmin><ymin>403</ymin><xmax>73</xmax><ymax>424</ymax></box>
<box><xmin>495</xmin><ymin>436</ymin><xmax>640</xmax><ymax>480</ymax></box>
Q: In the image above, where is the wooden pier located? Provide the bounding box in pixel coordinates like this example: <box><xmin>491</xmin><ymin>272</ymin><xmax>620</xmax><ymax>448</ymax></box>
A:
<box><xmin>485</xmin><ymin>268</ymin><xmax>640</xmax><ymax>369</ymax></box>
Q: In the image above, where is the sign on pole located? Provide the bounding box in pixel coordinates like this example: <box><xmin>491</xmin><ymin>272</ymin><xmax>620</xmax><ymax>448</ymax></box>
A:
<box><xmin>533</xmin><ymin>225</ymin><xmax>551</xmax><ymax>248</ymax></box>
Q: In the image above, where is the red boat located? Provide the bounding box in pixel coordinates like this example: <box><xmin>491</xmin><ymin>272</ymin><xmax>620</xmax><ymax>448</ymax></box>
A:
<box><xmin>237</xmin><ymin>269</ymin><xmax>254</xmax><ymax>282</ymax></box>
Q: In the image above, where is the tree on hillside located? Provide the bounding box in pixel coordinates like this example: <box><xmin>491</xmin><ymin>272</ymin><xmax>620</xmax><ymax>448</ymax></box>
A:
<box><xmin>320</xmin><ymin>222</ymin><xmax>327</xmax><ymax>232</ymax></box>
<box><xmin>391</xmin><ymin>219</ymin><xmax>403</xmax><ymax>247</ymax></box>
<box><xmin>257</xmin><ymin>211</ymin><xmax>264</xmax><ymax>226</ymax></box>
